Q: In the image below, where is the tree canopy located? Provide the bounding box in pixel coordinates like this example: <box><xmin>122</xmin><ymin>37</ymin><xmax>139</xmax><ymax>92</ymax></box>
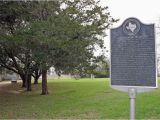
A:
<box><xmin>0</xmin><ymin>0</ymin><xmax>117</xmax><ymax>94</ymax></box>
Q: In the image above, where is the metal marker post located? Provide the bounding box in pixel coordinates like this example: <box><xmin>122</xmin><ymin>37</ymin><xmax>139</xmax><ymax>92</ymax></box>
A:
<box><xmin>128</xmin><ymin>88</ymin><xmax>136</xmax><ymax>120</ymax></box>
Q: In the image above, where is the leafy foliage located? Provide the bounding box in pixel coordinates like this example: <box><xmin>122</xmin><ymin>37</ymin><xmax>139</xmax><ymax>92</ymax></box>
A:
<box><xmin>0</xmin><ymin>1</ymin><xmax>116</xmax><ymax>93</ymax></box>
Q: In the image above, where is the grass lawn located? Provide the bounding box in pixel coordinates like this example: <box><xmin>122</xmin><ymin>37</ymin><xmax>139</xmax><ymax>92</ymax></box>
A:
<box><xmin>0</xmin><ymin>78</ymin><xmax>160</xmax><ymax>119</ymax></box>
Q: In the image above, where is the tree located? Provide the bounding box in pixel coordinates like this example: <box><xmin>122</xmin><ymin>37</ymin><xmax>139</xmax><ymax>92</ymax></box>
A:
<box><xmin>0</xmin><ymin>1</ymin><xmax>53</xmax><ymax>91</ymax></box>
<box><xmin>0</xmin><ymin>1</ymin><xmax>40</xmax><ymax>90</ymax></box>
<box><xmin>93</xmin><ymin>57</ymin><xmax>110</xmax><ymax>78</ymax></box>
<box><xmin>0</xmin><ymin>0</ymin><xmax>116</xmax><ymax>94</ymax></box>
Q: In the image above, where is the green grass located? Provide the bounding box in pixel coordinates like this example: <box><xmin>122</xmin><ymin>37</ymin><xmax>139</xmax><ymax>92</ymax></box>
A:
<box><xmin>0</xmin><ymin>78</ymin><xmax>160</xmax><ymax>119</ymax></box>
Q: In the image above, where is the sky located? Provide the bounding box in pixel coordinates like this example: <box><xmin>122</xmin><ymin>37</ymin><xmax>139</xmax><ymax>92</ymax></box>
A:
<box><xmin>100</xmin><ymin>0</ymin><xmax>160</xmax><ymax>57</ymax></box>
<box><xmin>101</xmin><ymin>0</ymin><xmax>160</xmax><ymax>26</ymax></box>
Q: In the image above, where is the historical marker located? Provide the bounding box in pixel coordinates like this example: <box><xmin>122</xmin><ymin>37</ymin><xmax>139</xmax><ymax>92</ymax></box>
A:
<box><xmin>111</xmin><ymin>18</ymin><xmax>157</xmax><ymax>88</ymax></box>
<box><xmin>110</xmin><ymin>17</ymin><xmax>157</xmax><ymax>120</ymax></box>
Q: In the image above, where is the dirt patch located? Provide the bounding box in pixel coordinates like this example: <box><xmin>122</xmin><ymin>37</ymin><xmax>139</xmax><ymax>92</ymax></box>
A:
<box><xmin>0</xmin><ymin>81</ymin><xmax>25</xmax><ymax>95</ymax></box>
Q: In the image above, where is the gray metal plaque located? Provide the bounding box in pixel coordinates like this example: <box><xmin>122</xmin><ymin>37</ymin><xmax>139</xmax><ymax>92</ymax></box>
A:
<box><xmin>111</xmin><ymin>18</ymin><xmax>157</xmax><ymax>88</ymax></box>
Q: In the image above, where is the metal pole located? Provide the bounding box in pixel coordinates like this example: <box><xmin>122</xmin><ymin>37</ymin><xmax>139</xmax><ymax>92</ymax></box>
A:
<box><xmin>128</xmin><ymin>88</ymin><xmax>136</xmax><ymax>120</ymax></box>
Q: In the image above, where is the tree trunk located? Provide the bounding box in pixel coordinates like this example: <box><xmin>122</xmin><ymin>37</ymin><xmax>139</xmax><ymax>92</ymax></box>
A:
<box><xmin>26</xmin><ymin>74</ymin><xmax>32</xmax><ymax>91</ymax></box>
<box><xmin>33</xmin><ymin>68</ymin><xmax>41</xmax><ymax>84</ymax></box>
<box><xmin>41</xmin><ymin>69</ymin><xmax>48</xmax><ymax>95</ymax></box>
<box><xmin>34</xmin><ymin>77</ymin><xmax>39</xmax><ymax>84</ymax></box>
<box><xmin>22</xmin><ymin>79</ymin><xmax>26</xmax><ymax>88</ymax></box>
<box><xmin>20</xmin><ymin>74</ymin><xmax>26</xmax><ymax>88</ymax></box>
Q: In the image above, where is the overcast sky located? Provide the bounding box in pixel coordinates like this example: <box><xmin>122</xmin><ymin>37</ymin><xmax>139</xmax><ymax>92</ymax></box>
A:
<box><xmin>100</xmin><ymin>0</ymin><xmax>160</xmax><ymax>57</ymax></box>
<box><xmin>102</xmin><ymin>0</ymin><xmax>160</xmax><ymax>26</ymax></box>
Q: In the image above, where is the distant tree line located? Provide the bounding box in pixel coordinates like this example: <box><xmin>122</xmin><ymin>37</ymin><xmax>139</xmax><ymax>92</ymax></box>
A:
<box><xmin>0</xmin><ymin>0</ymin><xmax>116</xmax><ymax>95</ymax></box>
